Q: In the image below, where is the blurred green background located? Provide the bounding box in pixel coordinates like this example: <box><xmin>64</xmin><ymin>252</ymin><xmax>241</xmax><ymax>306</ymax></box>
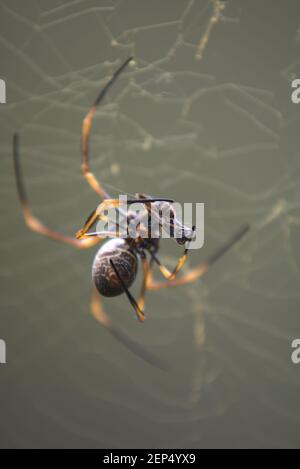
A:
<box><xmin>1</xmin><ymin>0</ymin><xmax>300</xmax><ymax>448</ymax></box>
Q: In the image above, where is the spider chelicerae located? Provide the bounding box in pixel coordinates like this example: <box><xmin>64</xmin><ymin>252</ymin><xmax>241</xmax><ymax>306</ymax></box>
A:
<box><xmin>13</xmin><ymin>57</ymin><xmax>249</xmax><ymax>368</ymax></box>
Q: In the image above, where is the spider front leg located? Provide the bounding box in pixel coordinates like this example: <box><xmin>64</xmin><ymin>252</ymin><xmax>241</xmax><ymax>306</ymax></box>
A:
<box><xmin>81</xmin><ymin>57</ymin><xmax>133</xmax><ymax>199</ymax></box>
<box><xmin>149</xmin><ymin>226</ymin><xmax>196</xmax><ymax>281</ymax></box>
<box><xmin>147</xmin><ymin>224</ymin><xmax>250</xmax><ymax>290</ymax></box>
<box><xmin>13</xmin><ymin>133</ymin><xmax>100</xmax><ymax>249</ymax></box>
<box><xmin>75</xmin><ymin>199</ymin><xmax>125</xmax><ymax>239</ymax></box>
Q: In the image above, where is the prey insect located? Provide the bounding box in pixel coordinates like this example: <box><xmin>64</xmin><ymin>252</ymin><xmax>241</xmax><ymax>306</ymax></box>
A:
<box><xmin>13</xmin><ymin>57</ymin><xmax>249</xmax><ymax>369</ymax></box>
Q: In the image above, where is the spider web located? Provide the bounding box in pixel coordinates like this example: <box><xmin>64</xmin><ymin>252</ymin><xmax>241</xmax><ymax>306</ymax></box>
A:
<box><xmin>1</xmin><ymin>0</ymin><xmax>300</xmax><ymax>448</ymax></box>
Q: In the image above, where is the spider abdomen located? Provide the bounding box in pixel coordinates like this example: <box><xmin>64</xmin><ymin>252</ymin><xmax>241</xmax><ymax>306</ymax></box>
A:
<box><xmin>92</xmin><ymin>238</ymin><xmax>138</xmax><ymax>297</ymax></box>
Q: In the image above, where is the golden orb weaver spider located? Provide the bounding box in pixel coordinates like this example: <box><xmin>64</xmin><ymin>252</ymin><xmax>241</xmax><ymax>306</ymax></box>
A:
<box><xmin>13</xmin><ymin>57</ymin><xmax>250</xmax><ymax>369</ymax></box>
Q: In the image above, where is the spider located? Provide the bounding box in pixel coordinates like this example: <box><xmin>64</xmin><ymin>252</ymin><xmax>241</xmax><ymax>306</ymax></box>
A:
<box><xmin>13</xmin><ymin>57</ymin><xmax>250</xmax><ymax>369</ymax></box>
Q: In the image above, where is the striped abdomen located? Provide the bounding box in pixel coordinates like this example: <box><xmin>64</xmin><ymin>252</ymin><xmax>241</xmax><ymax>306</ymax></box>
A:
<box><xmin>92</xmin><ymin>238</ymin><xmax>138</xmax><ymax>297</ymax></box>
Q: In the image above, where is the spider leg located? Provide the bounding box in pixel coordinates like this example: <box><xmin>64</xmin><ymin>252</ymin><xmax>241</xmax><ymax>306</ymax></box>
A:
<box><xmin>109</xmin><ymin>259</ymin><xmax>145</xmax><ymax>322</ymax></box>
<box><xmin>90</xmin><ymin>288</ymin><xmax>166</xmax><ymax>370</ymax></box>
<box><xmin>13</xmin><ymin>133</ymin><xmax>99</xmax><ymax>249</ymax></box>
<box><xmin>137</xmin><ymin>251</ymin><xmax>151</xmax><ymax>311</ymax></box>
<box><xmin>75</xmin><ymin>198</ymin><xmax>126</xmax><ymax>239</ymax></box>
<box><xmin>147</xmin><ymin>224</ymin><xmax>250</xmax><ymax>290</ymax></box>
<box><xmin>149</xmin><ymin>249</ymin><xmax>188</xmax><ymax>281</ymax></box>
<box><xmin>81</xmin><ymin>57</ymin><xmax>133</xmax><ymax>199</ymax></box>
<box><xmin>149</xmin><ymin>226</ymin><xmax>196</xmax><ymax>280</ymax></box>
